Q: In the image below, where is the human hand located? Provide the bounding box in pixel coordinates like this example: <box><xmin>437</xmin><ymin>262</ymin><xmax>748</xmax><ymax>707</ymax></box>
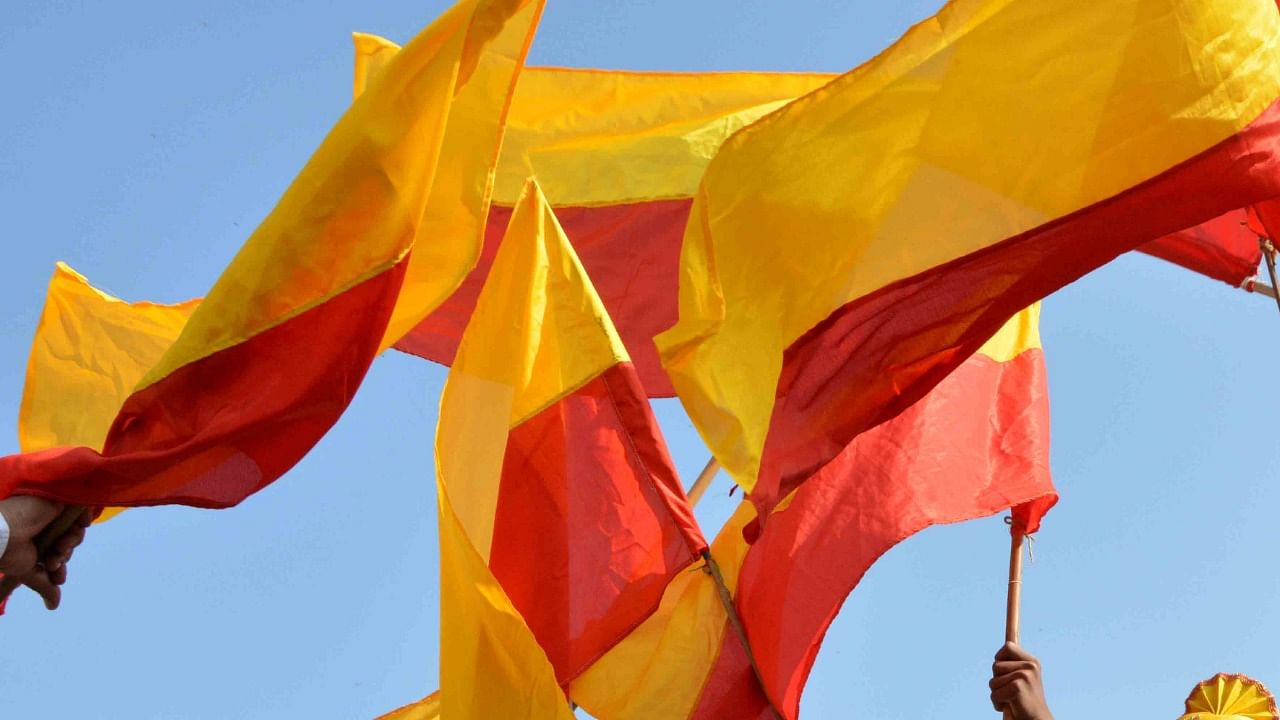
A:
<box><xmin>990</xmin><ymin>642</ymin><xmax>1054</xmax><ymax>720</ymax></box>
<box><xmin>0</xmin><ymin>497</ymin><xmax>91</xmax><ymax>610</ymax></box>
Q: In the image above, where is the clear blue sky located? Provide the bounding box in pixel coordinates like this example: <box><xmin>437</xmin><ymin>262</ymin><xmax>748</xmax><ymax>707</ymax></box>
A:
<box><xmin>3</xmin><ymin>1</ymin><xmax>1279</xmax><ymax>717</ymax></box>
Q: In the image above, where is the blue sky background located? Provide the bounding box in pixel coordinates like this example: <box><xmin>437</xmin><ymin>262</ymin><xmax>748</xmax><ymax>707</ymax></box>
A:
<box><xmin>3</xmin><ymin>1</ymin><xmax>1280</xmax><ymax>717</ymax></box>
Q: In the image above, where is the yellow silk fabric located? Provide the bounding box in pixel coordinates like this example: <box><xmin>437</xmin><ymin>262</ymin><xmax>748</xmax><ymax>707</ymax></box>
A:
<box><xmin>657</xmin><ymin>0</ymin><xmax>1280</xmax><ymax>493</ymax></box>
<box><xmin>377</xmin><ymin>691</ymin><xmax>439</xmax><ymax>720</ymax></box>
<box><xmin>436</xmin><ymin>476</ymin><xmax>575</xmax><ymax>720</ymax></box>
<box><xmin>437</xmin><ymin>179</ymin><xmax>627</xmax><ymax>561</ymax></box>
<box><xmin>570</xmin><ymin>501</ymin><xmax>756</xmax><ymax>719</ymax></box>
<box><xmin>353</xmin><ymin>39</ymin><xmax>836</xmax><ymax>207</ymax></box>
<box><xmin>378</xmin><ymin>0</ymin><xmax>545</xmax><ymax>349</ymax></box>
<box><xmin>974</xmin><ymin>303</ymin><xmax>1040</xmax><ymax>363</ymax></box>
<box><xmin>19</xmin><ymin>264</ymin><xmax>195</xmax><ymax>455</ymax></box>
<box><xmin>134</xmin><ymin>0</ymin><xmax>541</xmax><ymax>390</ymax></box>
<box><xmin>432</xmin><ymin>180</ymin><xmax>616</xmax><ymax>717</ymax></box>
<box><xmin>18</xmin><ymin>265</ymin><xmax>197</xmax><ymax>522</ymax></box>
<box><xmin>565</xmin><ymin>308</ymin><xmax>1035</xmax><ymax>718</ymax></box>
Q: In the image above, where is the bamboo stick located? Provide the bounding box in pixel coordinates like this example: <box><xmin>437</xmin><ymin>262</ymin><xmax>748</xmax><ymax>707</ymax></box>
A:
<box><xmin>702</xmin><ymin>549</ymin><xmax>783</xmax><ymax>720</ymax></box>
<box><xmin>1002</xmin><ymin>528</ymin><xmax>1025</xmax><ymax>719</ymax></box>
<box><xmin>1263</xmin><ymin>240</ymin><xmax>1280</xmax><ymax>316</ymax></box>
<box><xmin>1005</xmin><ymin>530</ymin><xmax>1024</xmax><ymax>646</ymax></box>
<box><xmin>687</xmin><ymin>457</ymin><xmax>720</xmax><ymax>507</ymax></box>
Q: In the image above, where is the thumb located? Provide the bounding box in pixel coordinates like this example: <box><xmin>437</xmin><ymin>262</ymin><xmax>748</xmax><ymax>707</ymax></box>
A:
<box><xmin>22</xmin><ymin>569</ymin><xmax>61</xmax><ymax>611</ymax></box>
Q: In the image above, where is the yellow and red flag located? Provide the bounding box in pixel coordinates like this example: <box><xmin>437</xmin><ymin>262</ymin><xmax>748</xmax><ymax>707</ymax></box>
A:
<box><xmin>347</xmin><ymin>41</ymin><xmax>834</xmax><ymax>396</ymax></box>
<box><xmin>657</xmin><ymin>0</ymin><xmax>1280</xmax><ymax>518</ymax></box>
<box><xmin>0</xmin><ymin>0</ymin><xmax>543</xmax><ymax>508</ymax></box>
<box><xmin>354</xmin><ymin>40</ymin><xmax>1269</xmax><ymax>406</ymax></box>
<box><xmin>572</xmin><ymin>307</ymin><xmax>1054</xmax><ymax>720</ymax></box>
<box><xmin>434</xmin><ymin>179</ymin><xmax>706</xmax><ymax>715</ymax></box>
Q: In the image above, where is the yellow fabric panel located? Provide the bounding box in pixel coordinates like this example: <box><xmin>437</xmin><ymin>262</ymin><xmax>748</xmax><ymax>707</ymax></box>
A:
<box><xmin>352</xmin><ymin>41</ymin><xmax>836</xmax><ymax>207</ymax></box>
<box><xmin>494</xmin><ymin>68</ymin><xmax>835</xmax><ymax>206</ymax></box>
<box><xmin>437</xmin><ymin>476</ymin><xmax>575</xmax><ymax>720</ymax></box>
<box><xmin>571</xmin><ymin>501</ymin><xmax>757</xmax><ymax>720</ymax></box>
<box><xmin>373</xmin><ymin>686</ymin><xmax>440</xmax><ymax>712</ymax></box>
<box><xmin>351</xmin><ymin>32</ymin><xmax>401</xmax><ymax>100</ymax></box>
<box><xmin>379</xmin><ymin>0</ymin><xmax>545</xmax><ymax>349</ymax></box>
<box><xmin>137</xmin><ymin>0</ymin><xmax>540</xmax><ymax>389</ymax></box>
<box><xmin>18</xmin><ymin>264</ymin><xmax>198</xmax><ymax>524</ymax></box>
<box><xmin>19</xmin><ymin>263</ymin><xmax>197</xmax><ymax>454</ymax></box>
<box><xmin>657</xmin><ymin>0</ymin><xmax>1280</xmax><ymax>492</ymax></box>
<box><xmin>376</xmin><ymin>691</ymin><xmax>440</xmax><ymax>720</ymax></box>
<box><xmin>437</xmin><ymin>179</ymin><xmax>625</xmax><ymax>559</ymax></box>
<box><xmin>973</xmin><ymin>303</ymin><xmax>1040</xmax><ymax>363</ymax></box>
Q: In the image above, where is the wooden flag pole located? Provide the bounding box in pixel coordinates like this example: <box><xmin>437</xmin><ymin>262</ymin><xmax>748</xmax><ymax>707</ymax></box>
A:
<box><xmin>1002</xmin><ymin>525</ymin><xmax>1026</xmax><ymax>719</ymax></box>
<box><xmin>0</xmin><ymin>505</ymin><xmax>86</xmax><ymax>604</ymax></box>
<box><xmin>687</xmin><ymin>457</ymin><xmax>720</xmax><ymax>507</ymax></box>
<box><xmin>1262</xmin><ymin>238</ymin><xmax>1280</xmax><ymax>316</ymax></box>
<box><xmin>1005</xmin><ymin>529</ymin><xmax>1024</xmax><ymax>646</ymax></box>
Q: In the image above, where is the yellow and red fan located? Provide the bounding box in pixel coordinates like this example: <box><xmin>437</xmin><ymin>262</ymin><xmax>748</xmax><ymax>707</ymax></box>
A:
<box><xmin>1180</xmin><ymin>673</ymin><xmax>1277</xmax><ymax>720</ymax></box>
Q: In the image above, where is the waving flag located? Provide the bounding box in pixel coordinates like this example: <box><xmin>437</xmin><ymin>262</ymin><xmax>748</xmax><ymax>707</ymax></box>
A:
<box><xmin>572</xmin><ymin>307</ymin><xmax>1054</xmax><ymax>720</ymax></box>
<box><xmin>1142</xmin><ymin>210</ymin><xmax>1263</xmax><ymax>288</ymax></box>
<box><xmin>349</xmin><ymin>38</ymin><xmax>834</xmax><ymax>396</ymax></box>
<box><xmin>570</xmin><ymin>502</ymin><xmax>757</xmax><ymax>719</ymax></box>
<box><xmin>691</xmin><ymin>307</ymin><xmax>1055</xmax><ymax>720</ymax></box>
<box><xmin>0</xmin><ymin>0</ymin><xmax>543</xmax><ymax>509</ymax></box>
<box><xmin>434</xmin><ymin>180</ymin><xmax>706</xmax><ymax>716</ymax></box>
<box><xmin>657</xmin><ymin>0</ymin><xmax>1280</xmax><ymax>518</ymax></box>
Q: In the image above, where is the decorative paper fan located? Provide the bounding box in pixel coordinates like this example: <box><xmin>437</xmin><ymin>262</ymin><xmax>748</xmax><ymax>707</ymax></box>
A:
<box><xmin>1179</xmin><ymin>673</ymin><xmax>1278</xmax><ymax>720</ymax></box>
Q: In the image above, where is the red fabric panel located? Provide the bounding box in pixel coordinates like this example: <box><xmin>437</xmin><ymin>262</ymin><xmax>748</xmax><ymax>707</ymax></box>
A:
<box><xmin>393</xmin><ymin>199</ymin><xmax>1263</xmax><ymax>405</ymax></box>
<box><xmin>690</xmin><ymin>628</ymin><xmax>775</xmax><ymax>720</ymax></box>
<box><xmin>754</xmin><ymin>97</ymin><xmax>1280</xmax><ymax>519</ymax></box>
<box><xmin>694</xmin><ymin>349</ymin><xmax>1056</xmax><ymax>719</ymax></box>
<box><xmin>1138</xmin><ymin>209</ymin><xmax>1260</xmax><ymax>286</ymax></box>
<box><xmin>0</xmin><ymin>262</ymin><xmax>406</xmax><ymax>508</ymax></box>
<box><xmin>488</xmin><ymin>362</ymin><xmax>706</xmax><ymax>685</ymax></box>
<box><xmin>394</xmin><ymin>200</ymin><xmax>693</xmax><ymax>398</ymax></box>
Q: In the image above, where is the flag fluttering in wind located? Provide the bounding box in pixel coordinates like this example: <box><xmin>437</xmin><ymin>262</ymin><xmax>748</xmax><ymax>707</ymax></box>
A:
<box><xmin>360</xmin><ymin>40</ymin><xmax>1269</xmax><ymax>399</ymax></box>
<box><xmin>17</xmin><ymin>264</ymin><xmax>197</xmax><ymax>523</ymax></box>
<box><xmin>657</xmin><ymin>0</ymin><xmax>1280</xmax><ymax>519</ymax></box>
<box><xmin>573</xmin><ymin>307</ymin><xmax>1054</xmax><ymax>720</ymax></box>
<box><xmin>692</xmin><ymin>307</ymin><xmax>1055</xmax><ymax>720</ymax></box>
<box><xmin>348</xmin><ymin>40</ymin><xmax>833</xmax><ymax>397</ymax></box>
<box><xmin>1143</xmin><ymin>210</ymin><xmax>1263</xmax><ymax>288</ymax></box>
<box><xmin>0</xmin><ymin>0</ymin><xmax>543</xmax><ymax>510</ymax></box>
<box><xmin>570</xmin><ymin>502</ymin><xmax>757</xmax><ymax>719</ymax></box>
<box><xmin>434</xmin><ymin>179</ymin><xmax>706</xmax><ymax>716</ymax></box>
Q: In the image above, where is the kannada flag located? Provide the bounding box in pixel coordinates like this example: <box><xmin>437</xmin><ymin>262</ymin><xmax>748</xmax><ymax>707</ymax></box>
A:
<box><xmin>573</xmin><ymin>306</ymin><xmax>1055</xmax><ymax>720</ymax></box>
<box><xmin>0</xmin><ymin>0</ymin><xmax>543</xmax><ymax>509</ymax></box>
<box><xmin>658</xmin><ymin>0</ymin><xmax>1280</xmax><ymax>518</ymax></box>
<box><xmin>434</xmin><ymin>179</ymin><xmax>706</xmax><ymax>717</ymax></box>
<box><xmin>16</xmin><ymin>264</ymin><xmax>197</xmax><ymax>522</ymax></box>
<box><xmin>692</xmin><ymin>306</ymin><xmax>1055</xmax><ymax>720</ymax></box>
<box><xmin>355</xmin><ymin>36</ymin><xmax>1268</xmax><ymax>406</ymax></box>
<box><xmin>349</xmin><ymin>39</ymin><xmax>834</xmax><ymax>396</ymax></box>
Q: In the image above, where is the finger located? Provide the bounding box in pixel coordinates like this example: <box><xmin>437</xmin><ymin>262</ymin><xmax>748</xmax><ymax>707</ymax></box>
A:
<box><xmin>23</xmin><ymin>570</ymin><xmax>61</xmax><ymax>610</ymax></box>
<box><xmin>49</xmin><ymin>564</ymin><xmax>67</xmax><ymax>586</ymax></box>
<box><xmin>49</xmin><ymin>529</ymin><xmax>84</xmax><ymax>559</ymax></box>
<box><xmin>77</xmin><ymin>508</ymin><xmax>93</xmax><ymax>527</ymax></box>
<box><xmin>990</xmin><ymin>669</ymin><xmax>1035</xmax><ymax>692</ymax></box>
<box><xmin>992</xmin><ymin>660</ymin><xmax>1038</xmax><ymax>678</ymax></box>
<box><xmin>45</xmin><ymin>547</ymin><xmax>76</xmax><ymax>574</ymax></box>
<box><xmin>44</xmin><ymin>526</ymin><xmax>85</xmax><ymax>570</ymax></box>
<box><xmin>990</xmin><ymin>679</ymin><xmax>1027</xmax><ymax>706</ymax></box>
<box><xmin>994</xmin><ymin>642</ymin><xmax>1035</xmax><ymax>662</ymax></box>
